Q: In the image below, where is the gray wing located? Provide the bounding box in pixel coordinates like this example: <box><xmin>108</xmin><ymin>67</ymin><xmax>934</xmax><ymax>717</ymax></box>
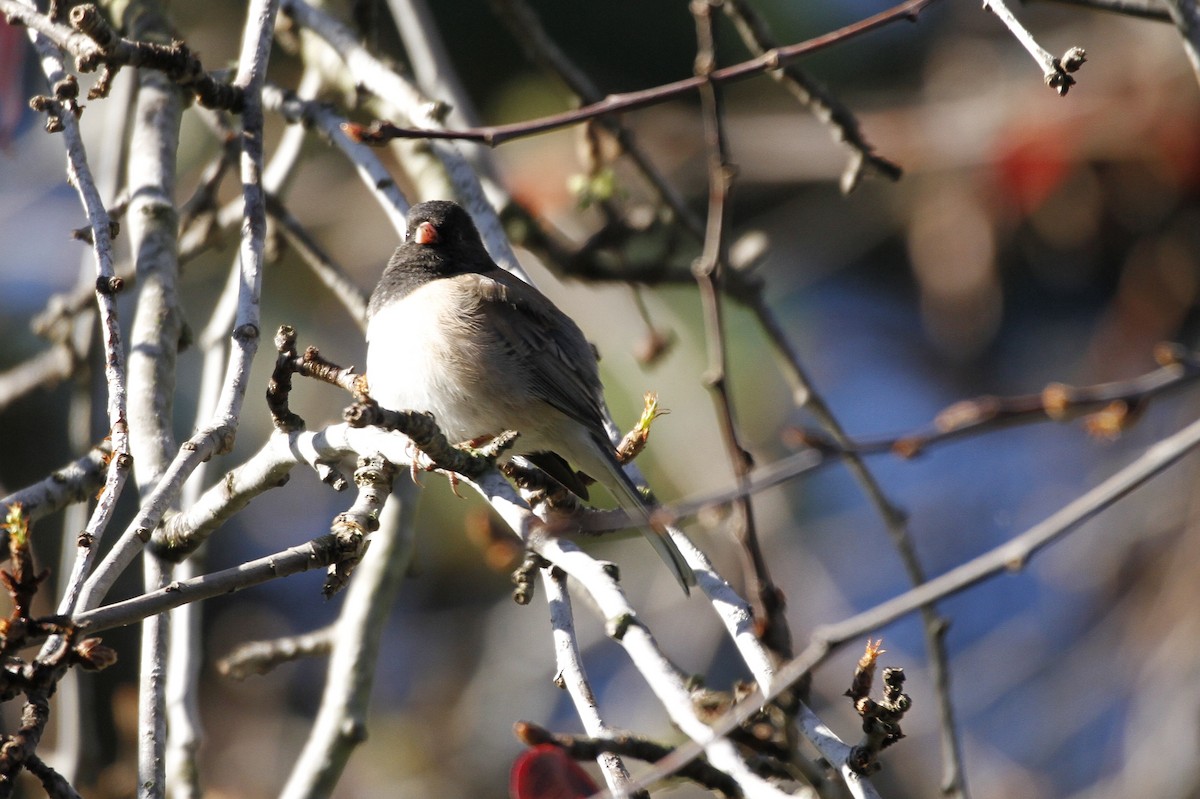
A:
<box><xmin>468</xmin><ymin>271</ymin><xmax>697</xmax><ymax>593</ymax></box>
<box><xmin>465</xmin><ymin>270</ymin><xmax>610</xmax><ymax>435</ymax></box>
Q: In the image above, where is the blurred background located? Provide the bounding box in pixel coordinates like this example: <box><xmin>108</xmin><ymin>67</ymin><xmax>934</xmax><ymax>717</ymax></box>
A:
<box><xmin>4</xmin><ymin>0</ymin><xmax>1200</xmax><ymax>796</ymax></box>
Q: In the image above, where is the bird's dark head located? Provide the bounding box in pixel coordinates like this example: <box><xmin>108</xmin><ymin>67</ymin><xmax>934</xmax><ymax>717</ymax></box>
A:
<box><xmin>402</xmin><ymin>200</ymin><xmax>488</xmax><ymax>266</ymax></box>
<box><xmin>368</xmin><ymin>201</ymin><xmax>492</xmax><ymax>317</ymax></box>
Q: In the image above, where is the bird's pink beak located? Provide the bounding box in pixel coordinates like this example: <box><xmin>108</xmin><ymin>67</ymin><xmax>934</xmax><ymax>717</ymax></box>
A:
<box><xmin>413</xmin><ymin>221</ymin><xmax>439</xmax><ymax>245</ymax></box>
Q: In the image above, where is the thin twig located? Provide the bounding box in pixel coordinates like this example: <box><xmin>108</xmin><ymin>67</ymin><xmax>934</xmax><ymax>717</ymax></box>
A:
<box><xmin>0</xmin><ymin>444</ymin><xmax>110</xmax><ymax>533</ymax></box>
<box><xmin>1</xmin><ymin>0</ymin><xmax>99</xmax><ymax>62</ymax></box>
<box><xmin>0</xmin><ymin>346</ymin><xmax>77</xmax><ymax>414</ymax></box>
<box><xmin>28</xmin><ymin>262</ymin><xmax>137</xmax><ymax>339</ymax></box>
<box><xmin>263</xmin><ymin>195</ymin><xmax>371</xmax><ymax>324</ymax></box>
<box><xmin>281</xmin><ymin>0</ymin><xmax>522</xmax><ymax>278</ymax></box>
<box><xmin>262</xmin><ymin>81</ymin><xmax>409</xmax><ymax>238</ymax></box>
<box><xmin>384</xmin><ymin>0</ymin><xmax>506</xmax><ymax>207</ymax></box>
<box><xmin>345</xmin><ymin>0</ymin><xmax>942</xmax><ymax>148</ymax></box>
<box><xmin>690</xmin><ymin>0</ymin><xmax>791</xmax><ymax>662</ymax></box>
<box><xmin>75</xmin><ymin>535</ymin><xmax>347</xmax><ymax>633</ymax></box>
<box><xmin>216</xmin><ymin>625</ymin><xmax>336</xmax><ymax>679</ymax></box>
<box><xmin>74</xmin><ymin>0</ymin><xmax>280</xmax><ymax>614</ymax></box>
<box><xmin>719</xmin><ymin>0</ymin><xmax>901</xmax><ymax>193</ymax></box>
<box><xmin>486</xmin><ymin>0</ymin><xmax>704</xmax><ymax>237</ymax></box>
<box><xmin>0</xmin><ymin>690</ymin><xmax>52</xmax><ymax>797</ymax></box>
<box><xmin>279</xmin><ymin>483</ymin><xmax>416</xmax><ymax>798</ymax></box>
<box><xmin>463</xmin><ymin>472</ymin><xmax>805</xmax><ymax>798</ymax></box>
<box><xmin>25</xmin><ymin>755</ymin><xmax>83</xmax><ymax>799</ymax></box>
<box><xmin>542</xmin><ymin>570</ymin><xmax>644</xmax><ymax>798</ymax></box>
<box><xmin>738</xmin><ymin>282</ymin><xmax>970</xmax><ymax>797</ymax></box>
<box><xmin>177</xmin><ymin>131</ymin><xmax>238</xmax><ymax>236</ymax></box>
<box><xmin>0</xmin><ymin>0</ymin><xmax>244</xmax><ymax>108</ymax></box>
<box><xmin>796</xmin><ymin>345</ymin><xmax>1200</xmax><ymax>458</ymax></box>
<box><xmin>22</xmin><ymin>0</ymin><xmax>133</xmax><ymax>618</ymax></box>
<box><xmin>1028</xmin><ymin>0</ymin><xmax>1171</xmax><ymax>21</ymax></box>
<box><xmin>981</xmin><ymin>0</ymin><xmax>1087</xmax><ymax>94</ymax></box>
<box><xmin>665</xmin><ymin>525</ymin><xmax>879</xmax><ymax>798</ymax></box>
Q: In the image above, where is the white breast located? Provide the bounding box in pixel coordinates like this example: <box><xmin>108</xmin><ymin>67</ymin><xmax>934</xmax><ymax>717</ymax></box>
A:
<box><xmin>366</xmin><ymin>281</ymin><xmax>522</xmax><ymax>446</ymax></box>
<box><xmin>365</xmin><ymin>279</ymin><xmax>589</xmax><ymax>457</ymax></box>
<box><xmin>367</xmin><ymin>284</ymin><xmax>463</xmax><ymax>435</ymax></box>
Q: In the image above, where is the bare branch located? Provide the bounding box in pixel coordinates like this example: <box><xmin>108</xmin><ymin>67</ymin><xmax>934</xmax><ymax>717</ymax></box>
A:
<box><xmin>1028</xmin><ymin>0</ymin><xmax>1171</xmax><ymax>21</ymax></box>
<box><xmin>75</xmin><ymin>535</ymin><xmax>345</xmax><ymax>633</ymax></box>
<box><xmin>280</xmin><ymin>0</ymin><xmax>522</xmax><ymax>277</ymax></box>
<box><xmin>982</xmin><ymin>0</ymin><xmax>1087</xmax><ymax>94</ymax></box>
<box><xmin>22</xmin><ymin>0</ymin><xmax>133</xmax><ymax>618</ymax></box>
<box><xmin>262</xmin><ymin>82</ymin><xmax>409</xmax><ymax>238</ymax></box>
<box><xmin>719</xmin><ymin>0</ymin><xmax>902</xmax><ymax>193</ymax></box>
<box><xmin>629</xmin><ymin>411</ymin><xmax>1200</xmax><ymax>792</ymax></box>
<box><xmin>216</xmin><ymin>625</ymin><xmax>336</xmax><ymax>679</ymax></box>
<box><xmin>691</xmin><ymin>0</ymin><xmax>791</xmax><ymax>662</ymax></box>
<box><xmin>125</xmin><ymin>41</ymin><xmax>184</xmax><ymax>489</ymax></box>
<box><xmin>542</xmin><ymin>570</ymin><xmax>642</xmax><ymax>797</ymax></box>
<box><xmin>345</xmin><ymin>0</ymin><xmax>941</xmax><ymax>148</ymax></box>
<box><xmin>263</xmin><ymin>196</ymin><xmax>371</xmax><ymax>325</ymax></box>
<box><xmin>73</xmin><ymin>0</ymin><xmax>280</xmax><ymax>613</ymax></box>
<box><xmin>279</xmin><ymin>485</ymin><xmax>416</xmax><ymax>798</ymax></box>
<box><xmin>0</xmin><ymin>346</ymin><xmax>77</xmax><ymax>415</ymax></box>
<box><xmin>0</xmin><ymin>443</ymin><xmax>110</xmax><ymax>539</ymax></box>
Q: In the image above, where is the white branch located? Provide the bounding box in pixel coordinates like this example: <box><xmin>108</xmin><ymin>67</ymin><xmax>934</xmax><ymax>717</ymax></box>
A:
<box><xmin>21</xmin><ymin>0</ymin><xmax>132</xmax><ymax>619</ymax></box>
<box><xmin>137</xmin><ymin>560</ymin><xmax>170</xmax><ymax>799</ymax></box>
<box><xmin>279</xmin><ymin>483</ymin><xmax>418</xmax><ymax>799</ymax></box>
<box><xmin>263</xmin><ymin>79</ymin><xmax>410</xmax><ymax>238</ymax></box>
<box><xmin>280</xmin><ymin>0</ymin><xmax>523</xmax><ymax>279</ymax></box>
<box><xmin>74</xmin><ymin>0</ymin><xmax>281</xmax><ymax>613</ymax></box>
<box><xmin>543</xmin><ymin>570</ymin><xmax>639</xmax><ymax>797</ymax></box>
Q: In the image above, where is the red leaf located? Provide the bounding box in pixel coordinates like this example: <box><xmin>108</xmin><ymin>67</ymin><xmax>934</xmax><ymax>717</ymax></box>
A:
<box><xmin>0</xmin><ymin>20</ymin><xmax>28</xmax><ymax>150</ymax></box>
<box><xmin>509</xmin><ymin>744</ymin><xmax>600</xmax><ymax>799</ymax></box>
<box><xmin>991</xmin><ymin>120</ymin><xmax>1074</xmax><ymax>215</ymax></box>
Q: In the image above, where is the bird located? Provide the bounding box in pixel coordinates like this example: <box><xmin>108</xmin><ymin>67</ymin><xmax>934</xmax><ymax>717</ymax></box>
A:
<box><xmin>365</xmin><ymin>200</ymin><xmax>696</xmax><ymax>594</ymax></box>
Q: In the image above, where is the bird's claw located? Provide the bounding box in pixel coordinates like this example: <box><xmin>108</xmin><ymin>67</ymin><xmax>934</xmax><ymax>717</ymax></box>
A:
<box><xmin>404</xmin><ymin>440</ymin><xmax>425</xmax><ymax>487</ymax></box>
<box><xmin>404</xmin><ymin>438</ymin><xmax>469</xmax><ymax>496</ymax></box>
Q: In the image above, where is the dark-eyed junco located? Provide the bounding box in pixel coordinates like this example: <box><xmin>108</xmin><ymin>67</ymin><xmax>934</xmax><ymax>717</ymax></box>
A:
<box><xmin>365</xmin><ymin>200</ymin><xmax>696</xmax><ymax>593</ymax></box>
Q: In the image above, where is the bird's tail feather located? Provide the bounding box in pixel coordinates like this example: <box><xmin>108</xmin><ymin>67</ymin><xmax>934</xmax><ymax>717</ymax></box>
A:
<box><xmin>603</xmin><ymin>463</ymin><xmax>697</xmax><ymax>595</ymax></box>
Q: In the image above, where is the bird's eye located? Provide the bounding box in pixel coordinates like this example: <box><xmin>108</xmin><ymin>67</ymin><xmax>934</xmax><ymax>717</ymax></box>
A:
<box><xmin>413</xmin><ymin>221</ymin><xmax>439</xmax><ymax>245</ymax></box>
